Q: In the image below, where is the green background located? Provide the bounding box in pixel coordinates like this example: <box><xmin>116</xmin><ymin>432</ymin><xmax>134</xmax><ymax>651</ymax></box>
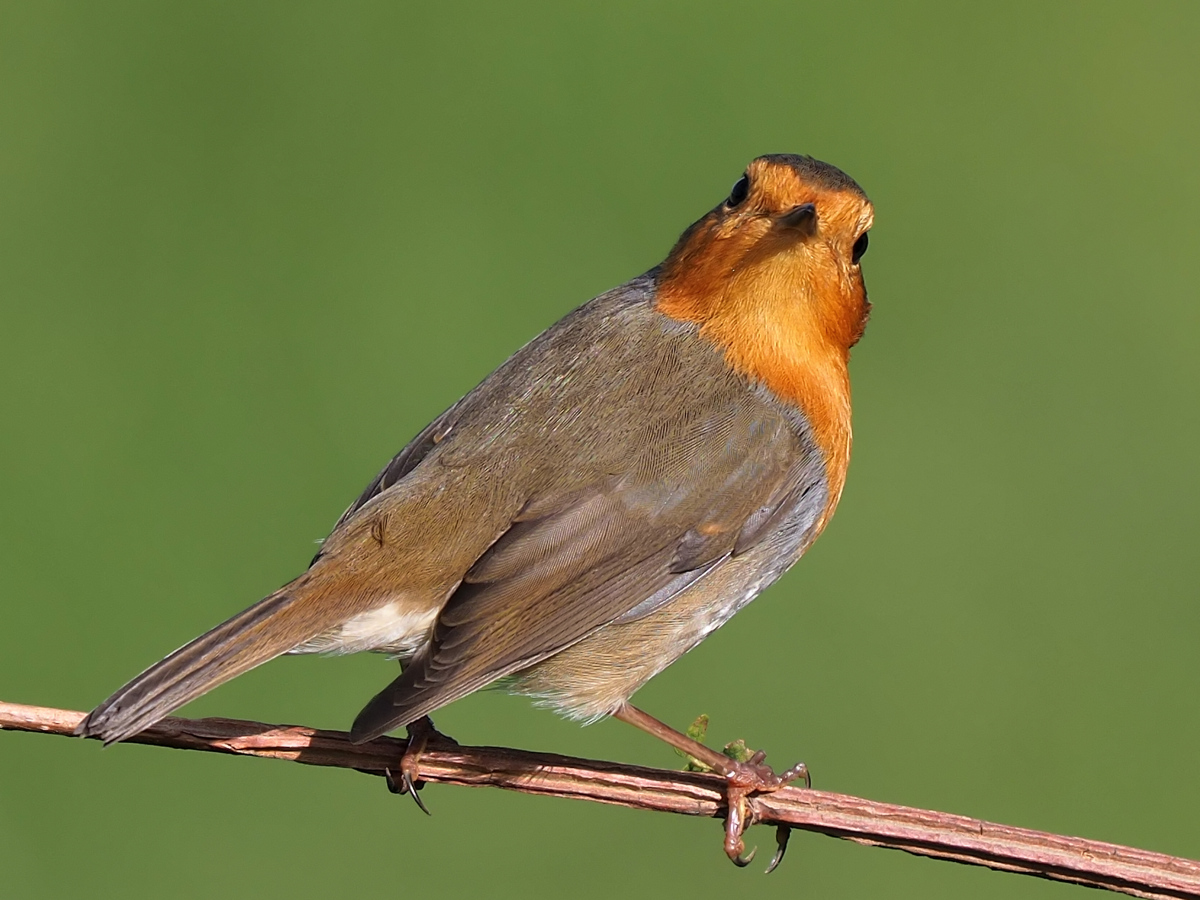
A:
<box><xmin>2</xmin><ymin>3</ymin><xmax>1197</xmax><ymax>898</ymax></box>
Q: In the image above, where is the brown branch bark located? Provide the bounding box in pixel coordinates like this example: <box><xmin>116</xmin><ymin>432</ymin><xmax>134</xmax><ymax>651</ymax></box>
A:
<box><xmin>3</xmin><ymin>700</ymin><xmax>1197</xmax><ymax>898</ymax></box>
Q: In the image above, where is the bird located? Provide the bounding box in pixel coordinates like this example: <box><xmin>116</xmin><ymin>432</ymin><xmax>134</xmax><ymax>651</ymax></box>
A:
<box><xmin>78</xmin><ymin>153</ymin><xmax>873</xmax><ymax>867</ymax></box>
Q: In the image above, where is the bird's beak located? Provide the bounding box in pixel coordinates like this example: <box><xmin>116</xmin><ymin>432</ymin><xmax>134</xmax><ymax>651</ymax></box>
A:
<box><xmin>778</xmin><ymin>203</ymin><xmax>817</xmax><ymax>236</ymax></box>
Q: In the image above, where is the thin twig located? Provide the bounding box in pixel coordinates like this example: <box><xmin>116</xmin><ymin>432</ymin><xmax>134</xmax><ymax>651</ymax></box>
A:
<box><xmin>3</xmin><ymin>700</ymin><xmax>1198</xmax><ymax>898</ymax></box>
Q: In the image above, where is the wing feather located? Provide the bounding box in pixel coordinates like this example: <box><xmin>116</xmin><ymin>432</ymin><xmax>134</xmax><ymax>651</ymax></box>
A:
<box><xmin>349</xmin><ymin>401</ymin><xmax>814</xmax><ymax>741</ymax></box>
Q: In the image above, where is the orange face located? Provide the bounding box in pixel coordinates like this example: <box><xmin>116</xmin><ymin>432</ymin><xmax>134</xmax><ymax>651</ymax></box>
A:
<box><xmin>656</xmin><ymin>154</ymin><xmax>874</xmax><ymax>505</ymax></box>
<box><xmin>658</xmin><ymin>154</ymin><xmax>874</xmax><ymax>353</ymax></box>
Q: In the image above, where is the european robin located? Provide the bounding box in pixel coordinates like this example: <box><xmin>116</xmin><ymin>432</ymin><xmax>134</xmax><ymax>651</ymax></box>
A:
<box><xmin>79</xmin><ymin>154</ymin><xmax>873</xmax><ymax>866</ymax></box>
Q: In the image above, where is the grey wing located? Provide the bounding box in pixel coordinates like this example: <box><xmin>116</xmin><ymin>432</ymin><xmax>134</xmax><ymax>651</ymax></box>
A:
<box><xmin>349</xmin><ymin>399</ymin><xmax>827</xmax><ymax>741</ymax></box>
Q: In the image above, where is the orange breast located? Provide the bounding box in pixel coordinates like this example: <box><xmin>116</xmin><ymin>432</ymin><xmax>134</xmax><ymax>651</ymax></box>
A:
<box><xmin>654</xmin><ymin>240</ymin><xmax>861</xmax><ymax>521</ymax></box>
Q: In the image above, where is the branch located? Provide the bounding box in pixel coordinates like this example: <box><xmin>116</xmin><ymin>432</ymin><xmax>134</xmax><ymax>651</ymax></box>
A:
<box><xmin>4</xmin><ymin>700</ymin><xmax>1197</xmax><ymax>898</ymax></box>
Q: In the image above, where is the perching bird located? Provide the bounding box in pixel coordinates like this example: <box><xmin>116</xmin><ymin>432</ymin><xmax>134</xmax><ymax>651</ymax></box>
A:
<box><xmin>78</xmin><ymin>154</ymin><xmax>873</xmax><ymax>866</ymax></box>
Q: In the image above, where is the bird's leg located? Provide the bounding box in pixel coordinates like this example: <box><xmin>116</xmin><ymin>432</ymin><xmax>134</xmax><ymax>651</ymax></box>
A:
<box><xmin>383</xmin><ymin>654</ymin><xmax>458</xmax><ymax>813</ymax></box>
<box><xmin>612</xmin><ymin>702</ymin><xmax>809</xmax><ymax>869</ymax></box>
<box><xmin>399</xmin><ymin>716</ymin><xmax>435</xmax><ymax>814</ymax></box>
<box><xmin>384</xmin><ymin>715</ymin><xmax>458</xmax><ymax>816</ymax></box>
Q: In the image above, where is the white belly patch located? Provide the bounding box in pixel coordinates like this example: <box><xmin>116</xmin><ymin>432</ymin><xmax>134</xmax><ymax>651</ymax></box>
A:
<box><xmin>289</xmin><ymin>599</ymin><xmax>438</xmax><ymax>657</ymax></box>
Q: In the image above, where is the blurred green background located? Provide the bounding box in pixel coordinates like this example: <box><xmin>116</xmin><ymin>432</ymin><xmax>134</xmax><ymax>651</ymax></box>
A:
<box><xmin>2</xmin><ymin>2</ymin><xmax>1198</xmax><ymax>898</ymax></box>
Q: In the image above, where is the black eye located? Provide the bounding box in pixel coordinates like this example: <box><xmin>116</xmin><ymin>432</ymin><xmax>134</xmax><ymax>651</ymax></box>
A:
<box><xmin>726</xmin><ymin>175</ymin><xmax>749</xmax><ymax>208</ymax></box>
<box><xmin>851</xmin><ymin>231</ymin><xmax>869</xmax><ymax>263</ymax></box>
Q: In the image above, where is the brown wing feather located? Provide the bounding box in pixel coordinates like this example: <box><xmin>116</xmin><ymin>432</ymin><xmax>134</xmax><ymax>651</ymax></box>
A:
<box><xmin>349</xmin><ymin>401</ymin><xmax>801</xmax><ymax>741</ymax></box>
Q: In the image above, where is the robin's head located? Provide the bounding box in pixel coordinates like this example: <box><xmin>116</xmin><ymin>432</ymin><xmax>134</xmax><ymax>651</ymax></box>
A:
<box><xmin>657</xmin><ymin>154</ymin><xmax>874</xmax><ymax>354</ymax></box>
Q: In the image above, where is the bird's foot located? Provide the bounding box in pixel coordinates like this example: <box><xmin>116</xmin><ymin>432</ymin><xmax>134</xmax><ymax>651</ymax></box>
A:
<box><xmin>610</xmin><ymin>703</ymin><xmax>809</xmax><ymax>871</ymax></box>
<box><xmin>383</xmin><ymin>716</ymin><xmax>457</xmax><ymax>815</ymax></box>
<box><xmin>719</xmin><ymin>750</ymin><xmax>809</xmax><ymax>869</ymax></box>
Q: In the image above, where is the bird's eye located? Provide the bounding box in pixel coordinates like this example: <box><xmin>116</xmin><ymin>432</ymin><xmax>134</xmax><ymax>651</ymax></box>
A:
<box><xmin>852</xmin><ymin>231</ymin><xmax>869</xmax><ymax>263</ymax></box>
<box><xmin>726</xmin><ymin>175</ymin><xmax>750</xmax><ymax>208</ymax></box>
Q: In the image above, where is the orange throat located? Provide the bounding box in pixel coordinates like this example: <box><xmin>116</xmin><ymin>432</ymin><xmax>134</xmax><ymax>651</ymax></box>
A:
<box><xmin>655</xmin><ymin>254</ymin><xmax>860</xmax><ymax>514</ymax></box>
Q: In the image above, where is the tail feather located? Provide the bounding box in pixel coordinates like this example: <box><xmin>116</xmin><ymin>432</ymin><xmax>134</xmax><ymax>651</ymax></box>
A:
<box><xmin>77</xmin><ymin>580</ymin><xmax>326</xmax><ymax>744</ymax></box>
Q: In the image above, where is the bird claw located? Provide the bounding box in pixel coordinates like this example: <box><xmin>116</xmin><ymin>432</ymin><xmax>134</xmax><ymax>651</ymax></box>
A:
<box><xmin>384</xmin><ymin>764</ymin><xmax>432</xmax><ymax>815</ymax></box>
<box><xmin>719</xmin><ymin>753</ymin><xmax>809</xmax><ymax>872</ymax></box>
<box><xmin>779</xmin><ymin>761</ymin><xmax>812</xmax><ymax>790</ymax></box>
<box><xmin>384</xmin><ymin>766</ymin><xmax>403</xmax><ymax>794</ymax></box>
<box><xmin>731</xmin><ymin>845</ymin><xmax>757</xmax><ymax>867</ymax></box>
<box><xmin>765</xmin><ymin>826</ymin><xmax>791</xmax><ymax>874</ymax></box>
<box><xmin>723</xmin><ymin>785</ymin><xmax>756</xmax><ymax>865</ymax></box>
<box><xmin>608</xmin><ymin>704</ymin><xmax>808</xmax><ymax>872</ymax></box>
<box><xmin>402</xmin><ymin>769</ymin><xmax>432</xmax><ymax>816</ymax></box>
<box><xmin>384</xmin><ymin>716</ymin><xmax>453</xmax><ymax>816</ymax></box>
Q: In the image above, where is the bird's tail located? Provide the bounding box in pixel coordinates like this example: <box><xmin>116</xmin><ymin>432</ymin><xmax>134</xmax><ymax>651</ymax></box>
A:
<box><xmin>76</xmin><ymin>574</ymin><xmax>338</xmax><ymax>745</ymax></box>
